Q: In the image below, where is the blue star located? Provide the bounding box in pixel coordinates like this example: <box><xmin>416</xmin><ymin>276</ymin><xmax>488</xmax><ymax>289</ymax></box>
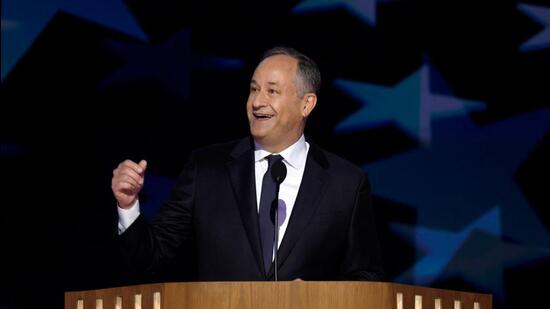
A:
<box><xmin>1</xmin><ymin>0</ymin><xmax>148</xmax><ymax>79</ymax></box>
<box><xmin>518</xmin><ymin>4</ymin><xmax>550</xmax><ymax>51</ymax></box>
<box><xmin>365</xmin><ymin>108</ymin><xmax>550</xmax><ymax>247</ymax></box>
<box><xmin>293</xmin><ymin>0</ymin><xmax>381</xmax><ymax>26</ymax></box>
<box><xmin>334</xmin><ymin>65</ymin><xmax>485</xmax><ymax>144</ymax></box>
<box><xmin>440</xmin><ymin>230</ymin><xmax>550</xmax><ymax>301</ymax></box>
<box><xmin>392</xmin><ymin>207</ymin><xmax>501</xmax><ymax>285</ymax></box>
<box><xmin>99</xmin><ymin>28</ymin><xmax>244</xmax><ymax>99</ymax></box>
<box><xmin>394</xmin><ymin>210</ymin><xmax>550</xmax><ymax>301</ymax></box>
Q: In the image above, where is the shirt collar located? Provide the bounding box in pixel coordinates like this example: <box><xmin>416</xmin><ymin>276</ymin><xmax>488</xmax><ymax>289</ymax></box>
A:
<box><xmin>254</xmin><ymin>135</ymin><xmax>308</xmax><ymax>170</ymax></box>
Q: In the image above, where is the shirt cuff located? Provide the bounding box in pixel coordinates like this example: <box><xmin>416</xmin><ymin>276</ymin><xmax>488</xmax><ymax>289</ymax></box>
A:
<box><xmin>117</xmin><ymin>200</ymin><xmax>140</xmax><ymax>234</ymax></box>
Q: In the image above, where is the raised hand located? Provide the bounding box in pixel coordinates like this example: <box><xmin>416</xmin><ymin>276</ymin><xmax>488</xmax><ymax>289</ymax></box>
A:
<box><xmin>111</xmin><ymin>159</ymin><xmax>147</xmax><ymax>209</ymax></box>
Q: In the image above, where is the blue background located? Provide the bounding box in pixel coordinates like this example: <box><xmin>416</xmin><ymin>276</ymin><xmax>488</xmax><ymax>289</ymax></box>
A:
<box><xmin>1</xmin><ymin>0</ymin><xmax>549</xmax><ymax>308</ymax></box>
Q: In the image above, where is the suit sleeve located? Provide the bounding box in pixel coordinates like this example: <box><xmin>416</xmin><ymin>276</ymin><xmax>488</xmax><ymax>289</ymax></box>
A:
<box><xmin>118</xmin><ymin>152</ymin><xmax>197</xmax><ymax>275</ymax></box>
<box><xmin>340</xmin><ymin>173</ymin><xmax>385</xmax><ymax>281</ymax></box>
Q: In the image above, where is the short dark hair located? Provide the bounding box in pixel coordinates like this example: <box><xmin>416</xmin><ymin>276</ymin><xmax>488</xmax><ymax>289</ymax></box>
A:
<box><xmin>261</xmin><ymin>46</ymin><xmax>321</xmax><ymax>97</ymax></box>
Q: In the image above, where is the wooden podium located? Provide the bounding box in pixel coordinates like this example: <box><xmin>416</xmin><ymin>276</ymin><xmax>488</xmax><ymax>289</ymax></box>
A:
<box><xmin>65</xmin><ymin>281</ymin><xmax>491</xmax><ymax>309</ymax></box>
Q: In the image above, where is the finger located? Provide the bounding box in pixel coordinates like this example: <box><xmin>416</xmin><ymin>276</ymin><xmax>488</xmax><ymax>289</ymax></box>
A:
<box><xmin>118</xmin><ymin>174</ymin><xmax>140</xmax><ymax>187</ymax></box>
<box><xmin>119</xmin><ymin>159</ymin><xmax>145</xmax><ymax>175</ymax></box>
<box><xmin>116</xmin><ymin>168</ymin><xmax>143</xmax><ymax>185</ymax></box>
<box><xmin>138</xmin><ymin>160</ymin><xmax>147</xmax><ymax>172</ymax></box>
<box><xmin>115</xmin><ymin>181</ymin><xmax>139</xmax><ymax>194</ymax></box>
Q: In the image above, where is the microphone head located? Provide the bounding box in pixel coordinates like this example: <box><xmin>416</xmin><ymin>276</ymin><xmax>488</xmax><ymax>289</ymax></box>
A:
<box><xmin>271</xmin><ymin>159</ymin><xmax>287</xmax><ymax>185</ymax></box>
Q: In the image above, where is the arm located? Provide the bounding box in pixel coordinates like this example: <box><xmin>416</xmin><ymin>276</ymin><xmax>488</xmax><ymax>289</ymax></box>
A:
<box><xmin>115</xmin><ymin>154</ymin><xmax>197</xmax><ymax>275</ymax></box>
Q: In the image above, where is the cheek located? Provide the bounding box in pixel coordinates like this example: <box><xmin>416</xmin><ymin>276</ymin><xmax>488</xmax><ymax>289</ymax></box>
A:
<box><xmin>288</xmin><ymin>103</ymin><xmax>303</xmax><ymax>121</ymax></box>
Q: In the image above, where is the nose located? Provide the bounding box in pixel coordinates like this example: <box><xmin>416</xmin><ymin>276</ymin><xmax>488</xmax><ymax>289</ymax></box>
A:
<box><xmin>252</xmin><ymin>91</ymin><xmax>268</xmax><ymax>109</ymax></box>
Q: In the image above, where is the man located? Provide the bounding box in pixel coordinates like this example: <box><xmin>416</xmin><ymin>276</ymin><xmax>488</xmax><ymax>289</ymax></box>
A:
<box><xmin>112</xmin><ymin>47</ymin><xmax>383</xmax><ymax>281</ymax></box>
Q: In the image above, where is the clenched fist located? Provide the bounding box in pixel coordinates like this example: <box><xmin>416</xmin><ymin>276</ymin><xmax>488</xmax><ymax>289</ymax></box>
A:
<box><xmin>111</xmin><ymin>159</ymin><xmax>147</xmax><ymax>209</ymax></box>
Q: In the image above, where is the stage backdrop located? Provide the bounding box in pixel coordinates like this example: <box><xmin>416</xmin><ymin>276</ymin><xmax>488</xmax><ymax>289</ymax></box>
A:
<box><xmin>1</xmin><ymin>0</ymin><xmax>549</xmax><ymax>308</ymax></box>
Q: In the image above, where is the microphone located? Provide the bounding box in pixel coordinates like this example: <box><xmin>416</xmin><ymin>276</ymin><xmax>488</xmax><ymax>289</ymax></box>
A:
<box><xmin>271</xmin><ymin>159</ymin><xmax>287</xmax><ymax>185</ymax></box>
<box><xmin>270</xmin><ymin>159</ymin><xmax>286</xmax><ymax>281</ymax></box>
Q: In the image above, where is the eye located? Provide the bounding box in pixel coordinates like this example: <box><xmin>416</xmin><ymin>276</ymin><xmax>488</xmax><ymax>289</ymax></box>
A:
<box><xmin>268</xmin><ymin>88</ymin><xmax>279</xmax><ymax>95</ymax></box>
<box><xmin>250</xmin><ymin>86</ymin><xmax>259</xmax><ymax>93</ymax></box>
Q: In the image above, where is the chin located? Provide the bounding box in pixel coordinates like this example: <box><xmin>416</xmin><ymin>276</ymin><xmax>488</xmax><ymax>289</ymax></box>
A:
<box><xmin>250</xmin><ymin>128</ymin><xmax>275</xmax><ymax>146</ymax></box>
<box><xmin>250</xmin><ymin>130</ymin><xmax>267</xmax><ymax>141</ymax></box>
<box><xmin>250</xmin><ymin>123</ymin><xmax>271</xmax><ymax>136</ymax></box>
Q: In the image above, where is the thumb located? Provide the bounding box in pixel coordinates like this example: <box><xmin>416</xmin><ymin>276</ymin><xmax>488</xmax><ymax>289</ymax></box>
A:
<box><xmin>138</xmin><ymin>159</ymin><xmax>148</xmax><ymax>172</ymax></box>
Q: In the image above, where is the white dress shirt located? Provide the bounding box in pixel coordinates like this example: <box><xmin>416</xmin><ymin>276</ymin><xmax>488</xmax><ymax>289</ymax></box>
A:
<box><xmin>118</xmin><ymin>134</ymin><xmax>310</xmax><ymax>253</ymax></box>
<box><xmin>253</xmin><ymin>135</ymin><xmax>309</xmax><ymax>251</ymax></box>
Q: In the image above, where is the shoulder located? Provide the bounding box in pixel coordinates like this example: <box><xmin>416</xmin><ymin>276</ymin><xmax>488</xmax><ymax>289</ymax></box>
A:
<box><xmin>189</xmin><ymin>137</ymin><xmax>251</xmax><ymax>163</ymax></box>
<box><xmin>310</xmin><ymin>142</ymin><xmax>366</xmax><ymax>182</ymax></box>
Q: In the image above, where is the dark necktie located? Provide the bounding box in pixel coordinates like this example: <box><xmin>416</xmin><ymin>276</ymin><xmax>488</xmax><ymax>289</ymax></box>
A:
<box><xmin>259</xmin><ymin>154</ymin><xmax>283</xmax><ymax>273</ymax></box>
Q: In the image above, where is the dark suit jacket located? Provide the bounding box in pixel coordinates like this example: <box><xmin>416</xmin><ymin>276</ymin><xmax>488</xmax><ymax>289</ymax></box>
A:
<box><xmin>120</xmin><ymin>137</ymin><xmax>384</xmax><ymax>281</ymax></box>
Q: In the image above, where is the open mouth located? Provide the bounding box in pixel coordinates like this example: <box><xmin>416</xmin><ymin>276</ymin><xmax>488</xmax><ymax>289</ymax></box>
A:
<box><xmin>253</xmin><ymin>112</ymin><xmax>274</xmax><ymax>120</ymax></box>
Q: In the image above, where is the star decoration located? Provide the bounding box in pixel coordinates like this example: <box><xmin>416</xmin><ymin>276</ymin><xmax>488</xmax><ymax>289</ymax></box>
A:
<box><xmin>394</xmin><ymin>210</ymin><xmax>550</xmax><ymax>302</ymax></box>
<box><xmin>99</xmin><ymin>28</ymin><xmax>244</xmax><ymax>99</ymax></box>
<box><xmin>365</xmin><ymin>108</ymin><xmax>550</xmax><ymax>247</ymax></box>
<box><xmin>1</xmin><ymin>0</ymin><xmax>148</xmax><ymax>79</ymax></box>
<box><xmin>440</xmin><ymin>230</ymin><xmax>550</xmax><ymax>301</ymax></box>
<box><xmin>334</xmin><ymin>64</ymin><xmax>485</xmax><ymax>144</ymax></box>
<box><xmin>518</xmin><ymin>4</ymin><xmax>550</xmax><ymax>52</ymax></box>
<box><xmin>392</xmin><ymin>207</ymin><xmax>501</xmax><ymax>286</ymax></box>
<box><xmin>293</xmin><ymin>0</ymin><xmax>381</xmax><ymax>26</ymax></box>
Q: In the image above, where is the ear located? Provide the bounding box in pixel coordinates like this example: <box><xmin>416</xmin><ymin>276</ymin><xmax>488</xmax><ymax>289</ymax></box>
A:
<box><xmin>302</xmin><ymin>93</ymin><xmax>317</xmax><ymax>118</ymax></box>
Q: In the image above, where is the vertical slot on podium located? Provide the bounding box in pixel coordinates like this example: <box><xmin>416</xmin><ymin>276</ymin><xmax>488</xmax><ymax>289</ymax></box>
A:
<box><xmin>96</xmin><ymin>298</ymin><xmax>103</xmax><ymax>309</ymax></box>
<box><xmin>134</xmin><ymin>293</ymin><xmax>142</xmax><ymax>309</ymax></box>
<box><xmin>474</xmin><ymin>302</ymin><xmax>480</xmax><ymax>309</ymax></box>
<box><xmin>115</xmin><ymin>296</ymin><xmax>122</xmax><ymax>309</ymax></box>
<box><xmin>154</xmin><ymin>292</ymin><xmax>161</xmax><ymax>309</ymax></box>
<box><xmin>414</xmin><ymin>295</ymin><xmax>422</xmax><ymax>309</ymax></box>
<box><xmin>454</xmin><ymin>300</ymin><xmax>461</xmax><ymax>309</ymax></box>
<box><xmin>434</xmin><ymin>298</ymin><xmax>442</xmax><ymax>309</ymax></box>
<box><xmin>396</xmin><ymin>292</ymin><xmax>403</xmax><ymax>309</ymax></box>
<box><xmin>77</xmin><ymin>299</ymin><xmax>83</xmax><ymax>309</ymax></box>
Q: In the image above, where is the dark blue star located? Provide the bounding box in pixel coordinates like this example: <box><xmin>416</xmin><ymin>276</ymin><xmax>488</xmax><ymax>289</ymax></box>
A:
<box><xmin>440</xmin><ymin>230</ymin><xmax>550</xmax><ymax>301</ymax></box>
<box><xmin>99</xmin><ymin>28</ymin><xmax>244</xmax><ymax>99</ymax></box>
<box><xmin>393</xmin><ymin>208</ymin><xmax>550</xmax><ymax>301</ymax></box>
<box><xmin>392</xmin><ymin>207</ymin><xmax>501</xmax><ymax>285</ymax></box>
<box><xmin>334</xmin><ymin>65</ymin><xmax>485</xmax><ymax>144</ymax></box>
<box><xmin>1</xmin><ymin>0</ymin><xmax>148</xmax><ymax>79</ymax></box>
<box><xmin>518</xmin><ymin>3</ymin><xmax>550</xmax><ymax>52</ymax></box>
<box><xmin>293</xmin><ymin>0</ymin><xmax>381</xmax><ymax>26</ymax></box>
<box><xmin>366</xmin><ymin>108</ymin><xmax>550</xmax><ymax>247</ymax></box>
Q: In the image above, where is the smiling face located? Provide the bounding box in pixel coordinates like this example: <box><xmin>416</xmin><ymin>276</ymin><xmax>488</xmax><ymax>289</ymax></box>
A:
<box><xmin>247</xmin><ymin>54</ymin><xmax>316</xmax><ymax>153</ymax></box>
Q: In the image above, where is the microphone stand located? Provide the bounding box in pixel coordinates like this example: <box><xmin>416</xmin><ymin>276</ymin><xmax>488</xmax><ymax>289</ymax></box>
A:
<box><xmin>271</xmin><ymin>159</ymin><xmax>287</xmax><ymax>282</ymax></box>
<box><xmin>273</xmin><ymin>188</ymin><xmax>280</xmax><ymax>281</ymax></box>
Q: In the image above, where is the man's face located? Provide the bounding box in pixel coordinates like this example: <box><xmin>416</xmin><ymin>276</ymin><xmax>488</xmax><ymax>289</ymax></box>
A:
<box><xmin>246</xmin><ymin>55</ymin><xmax>307</xmax><ymax>151</ymax></box>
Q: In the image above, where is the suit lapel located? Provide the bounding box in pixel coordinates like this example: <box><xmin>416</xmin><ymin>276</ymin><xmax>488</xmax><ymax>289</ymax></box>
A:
<box><xmin>269</xmin><ymin>143</ymin><xmax>329</xmax><ymax>277</ymax></box>
<box><xmin>226</xmin><ymin>137</ymin><xmax>265</xmax><ymax>276</ymax></box>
